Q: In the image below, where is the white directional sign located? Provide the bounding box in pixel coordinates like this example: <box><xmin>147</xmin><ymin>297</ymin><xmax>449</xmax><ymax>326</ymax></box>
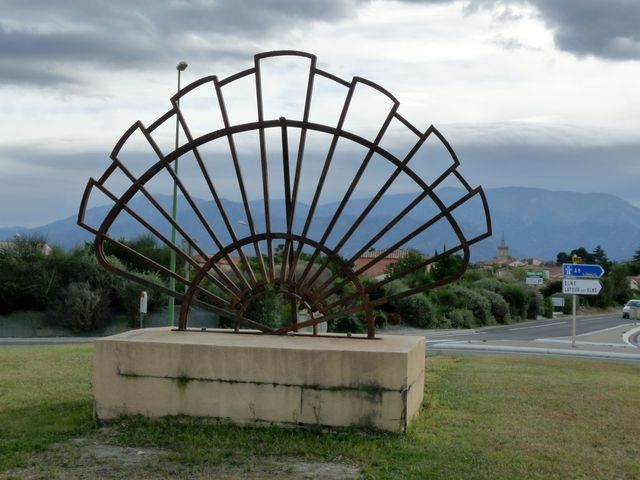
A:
<box><xmin>562</xmin><ymin>278</ymin><xmax>602</xmax><ymax>295</ymax></box>
<box><xmin>525</xmin><ymin>271</ymin><xmax>545</xmax><ymax>285</ymax></box>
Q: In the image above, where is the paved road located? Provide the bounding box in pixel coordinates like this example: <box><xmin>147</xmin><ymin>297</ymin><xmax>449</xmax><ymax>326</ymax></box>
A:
<box><xmin>2</xmin><ymin>313</ymin><xmax>639</xmax><ymax>358</ymax></box>
<box><xmin>384</xmin><ymin>312</ymin><xmax>640</xmax><ymax>361</ymax></box>
<box><xmin>424</xmin><ymin>313</ymin><xmax>640</xmax><ymax>361</ymax></box>
<box><xmin>435</xmin><ymin>313</ymin><xmax>632</xmax><ymax>343</ymax></box>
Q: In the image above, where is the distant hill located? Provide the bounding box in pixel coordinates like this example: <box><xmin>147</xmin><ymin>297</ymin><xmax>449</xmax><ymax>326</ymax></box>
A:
<box><xmin>2</xmin><ymin>187</ymin><xmax>640</xmax><ymax>262</ymax></box>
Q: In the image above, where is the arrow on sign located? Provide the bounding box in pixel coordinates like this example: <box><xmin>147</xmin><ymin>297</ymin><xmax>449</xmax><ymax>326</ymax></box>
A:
<box><xmin>562</xmin><ymin>278</ymin><xmax>602</xmax><ymax>295</ymax></box>
<box><xmin>562</xmin><ymin>264</ymin><xmax>605</xmax><ymax>278</ymax></box>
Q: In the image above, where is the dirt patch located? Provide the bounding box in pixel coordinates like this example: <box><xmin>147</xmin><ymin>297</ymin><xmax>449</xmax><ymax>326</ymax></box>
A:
<box><xmin>2</xmin><ymin>439</ymin><xmax>361</xmax><ymax>479</ymax></box>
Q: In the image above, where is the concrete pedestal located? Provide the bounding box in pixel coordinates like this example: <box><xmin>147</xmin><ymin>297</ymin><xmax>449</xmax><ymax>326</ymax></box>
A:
<box><xmin>94</xmin><ymin>328</ymin><xmax>425</xmax><ymax>432</ymax></box>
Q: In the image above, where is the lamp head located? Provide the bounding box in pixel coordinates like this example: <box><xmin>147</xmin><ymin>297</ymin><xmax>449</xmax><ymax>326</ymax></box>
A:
<box><xmin>176</xmin><ymin>61</ymin><xmax>188</xmax><ymax>71</ymax></box>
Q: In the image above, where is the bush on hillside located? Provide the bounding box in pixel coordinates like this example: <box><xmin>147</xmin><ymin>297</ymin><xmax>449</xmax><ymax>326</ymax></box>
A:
<box><xmin>374</xmin><ymin>310</ymin><xmax>388</xmax><ymax>329</ymax></box>
<box><xmin>501</xmin><ymin>284</ymin><xmax>528</xmax><ymax>321</ymax></box>
<box><xmin>329</xmin><ymin>313</ymin><xmax>366</xmax><ymax>334</ymax></box>
<box><xmin>48</xmin><ymin>281</ymin><xmax>109</xmax><ymax>331</ymax></box>
<box><xmin>449</xmin><ymin>286</ymin><xmax>494</xmax><ymax>326</ymax></box>
<box><xmin>543</xmin><ymin>296</ymin><xmax>554</xmax><ymax>318</ymax></box>
<box><xmin>432</xmin><ymin>285</ymin><xmax>494</xmax><ymax>326</ymax></box>
<box><xmin>392</xmin><ymin>294</ymin><xmax>439</xmax><ymax>328</ymax></box>
<box><xmin>446</xmin><ymin>308</ymin><xmax>475</xmax><ymax>329</ymax></box>
<box><xmin>473</xmin><ymin>278</ymin><xmax>504</xmax><ymax>294</ymax></box>
<box><xmin>526</xmin><ymin>288</ymin><xmax>545</xmax><ymax>320</ymax></box>
<box><xmin>476</xmin><ymin>288</ymin><xmax>511</xmax><ymax>324</ymax></box>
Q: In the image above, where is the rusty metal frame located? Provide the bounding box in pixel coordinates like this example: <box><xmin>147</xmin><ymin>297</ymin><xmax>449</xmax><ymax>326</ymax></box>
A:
<box><xmin>78</xmin><ymin>50</ymin><xmax>492</xmax><ymax>338</ymax></box>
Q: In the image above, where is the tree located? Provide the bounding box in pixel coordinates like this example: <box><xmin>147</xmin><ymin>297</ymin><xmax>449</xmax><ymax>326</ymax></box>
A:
<box><xmin>629</xmin><ymin>248</ymin><xmax>640</xmax><ymax>275</ymax></box>
<box><xmin>556</xmin><ymin>246</ymin><xmax>608</xmax><ymax>266</ymax></box>
<box><xmin>556</xmin><ymin>251</ymin><xmax>571</xmax><ymax>264</ymax></box>
<box><xmin>609</xmin><ymin>264</ymin><xmax>631</xmax><ymax>305</ymax></box>
<box><xmin>591</xmin><ymin>245</ymin><xmax>611</xmax><ymax>273</ymax></box>
<box><xmin>431</xmin><ymin>254</ymin><xmax>463</xmax><ymax>282</ymax></box>
<box><xmin>384</xmin><ymin>249</ymin><xmax>429</xmax><ymax>287</ymax></box>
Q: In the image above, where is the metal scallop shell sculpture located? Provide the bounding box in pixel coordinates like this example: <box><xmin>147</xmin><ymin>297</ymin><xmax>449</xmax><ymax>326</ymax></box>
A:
<box><xmin>78</xmin><ymin>50</ymin><xmax>491</xmax><ymax>338</ymax></box>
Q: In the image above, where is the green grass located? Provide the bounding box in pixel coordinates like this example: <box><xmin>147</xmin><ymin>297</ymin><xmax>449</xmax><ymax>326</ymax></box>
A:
<box><xmin>1</xmin><ymin>345</ymin><xmax>639</xmax><ymax>479</ymax></box>
<box><xmin>0</xmin><ymin>345</ymin><xmax>94</xmax><ymax>470</ymax></box>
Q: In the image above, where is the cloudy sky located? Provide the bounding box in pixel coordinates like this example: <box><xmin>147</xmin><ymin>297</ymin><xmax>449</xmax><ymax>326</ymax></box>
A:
<box><xmin>1</xmin><ymin>0</ymin><xmax>639</xmax><ymax>227</ymax></box>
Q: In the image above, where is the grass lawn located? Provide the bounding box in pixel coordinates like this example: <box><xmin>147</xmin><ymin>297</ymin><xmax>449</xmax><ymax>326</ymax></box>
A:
<box><xmin>0</xmin><ymin>345</ymin><xmax>94</xmax><ymax>470</ymax></box>
<box><xmin>0</xmin><ymin>345</ymin><xmax>639</xmax><ymax>479</ymax></box>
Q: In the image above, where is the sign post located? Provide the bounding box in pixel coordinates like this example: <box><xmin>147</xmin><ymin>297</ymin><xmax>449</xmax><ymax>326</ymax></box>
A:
<box><xmin>139</xmin><ymin>291</ymin><xmax>148</xmax><ymax>329</ymax></box>
<box><xmin>572</xmin><ymin>294</ymin><xmax>576</xmax><ymax>347</ymax></box>
<box><xmin>562</xmin><ymin>264</ymin><xmax>604</xmax><ymax>348</ymax></box>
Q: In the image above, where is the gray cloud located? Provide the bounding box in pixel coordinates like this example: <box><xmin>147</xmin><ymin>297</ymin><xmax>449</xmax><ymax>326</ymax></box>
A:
<box><xmin>0</xmin><ymin>0</ymin><xmax>366</xmax><ymax>88</ymax></box>
<box><xmin>2</xmin><ymin>0</ymin><xmax>637</xmax><ymax>89</ymax></box>
<box><xmin>401</xmin><ymin>0</ymin><xmax>640</xmax><ymax>60</ymax></box>
<box><xmin>531</xmin><ymin>0</ymin><xmax>640</xmax><ymax>60</ymax></box>
<box><xmin>457</xmin><ymin>0</ymin><xmax>640</xmax><ymax>60</ymax></box>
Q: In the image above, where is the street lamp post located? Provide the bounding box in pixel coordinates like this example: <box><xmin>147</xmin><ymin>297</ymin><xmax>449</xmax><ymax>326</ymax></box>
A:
<box><xmin>168</xmin><ymin>61</ymin><xmax>188</xmax><ymax>327</ymax></box>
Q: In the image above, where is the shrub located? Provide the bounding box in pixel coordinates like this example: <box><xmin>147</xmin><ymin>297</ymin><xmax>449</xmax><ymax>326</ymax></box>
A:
<box><xmin>526</xmin><ymin>288</ymin><xmax>545</xmax><ymax>320</ymax></box>
<box><xmin>245</xmin><ymin>291</ymin><xmax>285</xmax><ymax>329</ymax></box>
<box><xmin>329</xmin><ymin>313</ymin><xmax>366</xmax><ymax>334</ymax></box>
<box><xmin>48</xmin><ymin>281</ymin><xmax>109</xmax><ymax>331</ymax></box>
<box><xmin>433</xmin><ymin>315</ymin><xmax>452</xmax><ymax>329</ymax></box>
<box><xmin>382</xmin><ymin>279</ymin><xmax>410</xmax><ymax>298</ymax></box>
<box><xmin>448</xmin><ymin>286</ymin><xmax>493</xmax><ymax>326</ymax></box>
<box><xmin>374</xmin><ymin>310</ymin><xmax>388</xmax><ymax>329</ymax></box>
<box><xmin>541</xmin><ymin>280</ymin><xmax>562</xmax><ymax>298</ymax></box>
<box><xmin>381</xmin><ymin>279</ymin><xmax>441</xmax><ymax>328</ymax></box>
<box><xmin>0</xmin><ymin>236</ymin><xmax>60</xmax><ymax>313</ymax></box>
<box><xmin>473</xmin><ymin>278</ymin><xmax>505</xmax><ymax>294</ymax></box>
<box><xmin>502</xmin><ymin>284</ymin><xmax>529</xmax><ymax>321</ymax></box>
<box><xmin>392</xmin><ymin>294</ymin><xmax>439</xmax><ymax>328</ymax></box>
<box><xmin>433</xmin><ymin>287</ymin><xmax>456</xmax><ymax>309</ymax></box>
<box><xmin>476</xmin><ymin>288</ymin><xmax>511</xmax><ymax>324</ymax></box>
<box><xmin>447</xmin><ymin>308</ymin><xmax>475</xmax><ymax>328</ymax></box>
<box><xmin>543</xmin><ymin>297</ymin><xmax>554</xmax><ymax>318</ymax></box>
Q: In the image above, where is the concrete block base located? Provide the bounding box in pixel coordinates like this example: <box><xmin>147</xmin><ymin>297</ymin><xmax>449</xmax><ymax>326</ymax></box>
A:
<box><xmin>94</xmin><ymin>328</ymin><xmax>425</xmax><ymax>432</ymax></box>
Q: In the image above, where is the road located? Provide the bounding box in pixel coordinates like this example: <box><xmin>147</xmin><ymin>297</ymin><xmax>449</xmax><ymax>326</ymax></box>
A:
<box><xmin>419</xmin><ymin>312</ymin><xmax>640</xmax><ymax>361</ymax></box>
<box><xmin>2</xmin><ymin>313</ymin><xmax>639</xmax><ymax>361</ymax></box>
<box><xmin>431</xmin><ymin>313</ymin><xmax>632</xmax><ymax>343</ymax></box>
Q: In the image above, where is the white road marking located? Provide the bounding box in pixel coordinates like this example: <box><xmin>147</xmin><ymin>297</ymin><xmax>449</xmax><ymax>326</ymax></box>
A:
<box><xmin>575</xmin><ymin>323</ymin><xmax>631</xmax><ymax>336</ymax></box>
<box><xmin>508</xmin><ymin>321</ymin><xmax>567</xmax><ymax>331</ymax></box>
<box><xmin>428</xmin><ymin>343</ymin><xmax>640</xmax><ymax>361</ymax></box>
<box><xmin>426</xmin><ymin>339</ymin><xmax>465</xmax><ymax>344</ymax></box>
<box><xmin>622</xmin><ymin>326</ymin><xmax>640</xmax><ymax>348</ymax></box>
<box><xmin>580</xmin><ymin>316</ymin><xmax>621</xmax><ymax>321</ymax></box>
<box><xmin>534</xmin><ymin>339</ymin><xmax>627</xmax><ymax>347</ymax></box>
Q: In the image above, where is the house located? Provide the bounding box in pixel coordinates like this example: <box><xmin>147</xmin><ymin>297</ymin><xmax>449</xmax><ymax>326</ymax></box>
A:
<box><xmin>627</xmin><ymin>275</ymin><xmax>640</xmax><ymax>291</ymax></box>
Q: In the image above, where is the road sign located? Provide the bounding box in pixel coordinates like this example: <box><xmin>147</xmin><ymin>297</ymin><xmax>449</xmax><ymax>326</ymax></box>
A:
<box><xmin>562</xmin><ymin>278</ymin><xmax>602</xmax><ymax>295</ymax></box>
<box><xmin>525</xmin><ymin>271</ymin><xmax>545</xmax><ymax>285</ymax></box>
<box><xmin>562</xmin><ymin>263</ymin><xmax>604</xmax><ymax>278</ymax></box>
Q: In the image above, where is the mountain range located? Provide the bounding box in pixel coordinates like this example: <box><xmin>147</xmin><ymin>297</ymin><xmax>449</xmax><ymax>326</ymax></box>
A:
<box><xmin>2</xmin><ymin>187</ymin><xmax>639</xmax><ymax>262</ymax></box>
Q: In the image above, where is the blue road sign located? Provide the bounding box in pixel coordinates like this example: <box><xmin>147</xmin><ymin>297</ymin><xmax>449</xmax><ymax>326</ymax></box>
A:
<box><xmin>562</xmin><ymin>263</ymin><xmax>605</xmax><ymax>278</ymax></box>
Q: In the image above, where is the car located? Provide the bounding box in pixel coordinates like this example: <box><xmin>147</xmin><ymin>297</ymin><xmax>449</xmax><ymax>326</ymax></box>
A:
<box><xmin>622</xmin><ymin>299</ymin><xmax>640</xmax><ymax>319</ymax></box>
